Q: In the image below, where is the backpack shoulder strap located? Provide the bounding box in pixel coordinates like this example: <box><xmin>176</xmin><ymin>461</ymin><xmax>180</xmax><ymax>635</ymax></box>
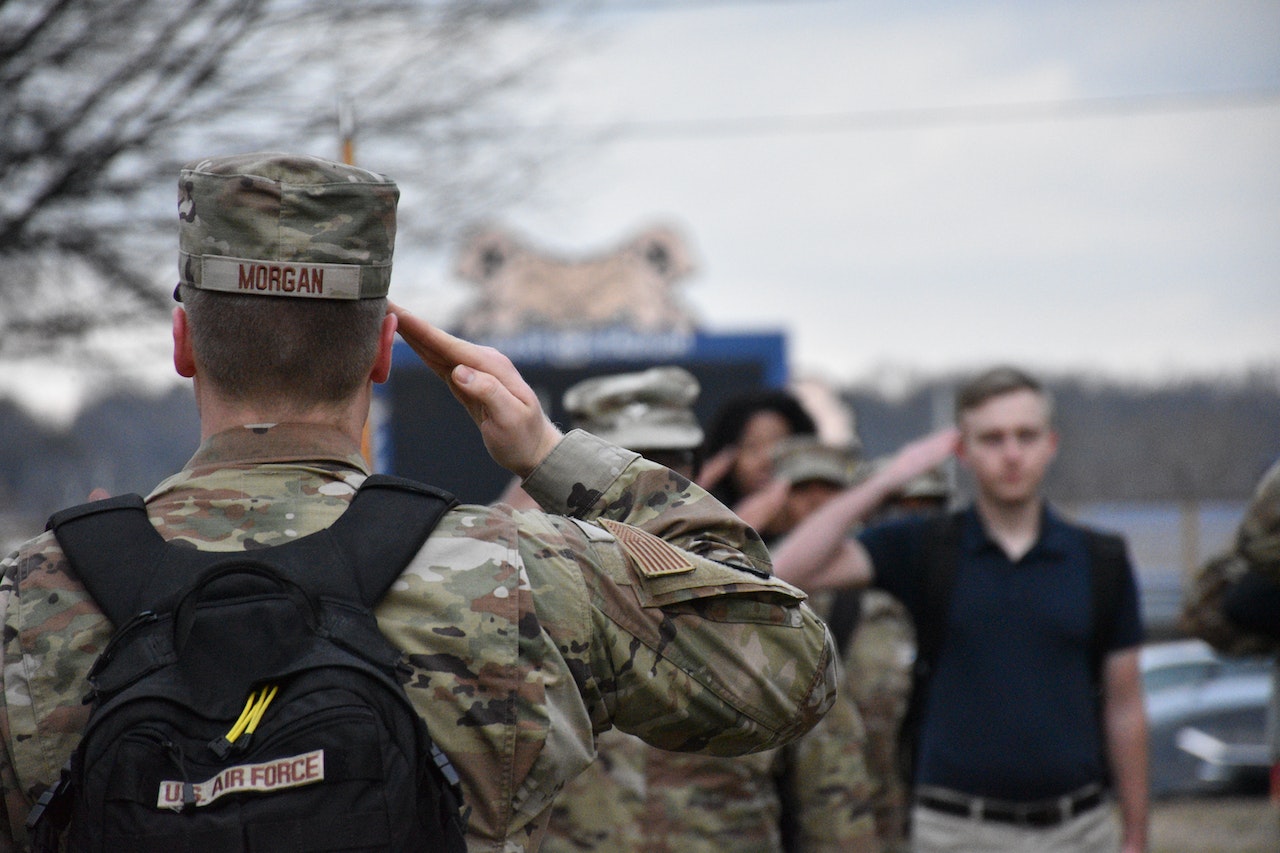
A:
<box><xmin>49</xmin><ymin>475</ymin><xmax>458</xmax><ymax>622</ymax></box>
<box><xmin>1084</xmin><ymin>528</ymin><xmax>1128</xmax><ymax>680</ymax></box>
<box><xmin>320</xmin><ymin>474</ymin><xmax>458</xmax><ymax>607</ymax></box>
<box><xmin>1081</xmin><ymin>527</ymin><xmax>1127</xmax><ymax>789</ymax></box>
<box><xmin>916</xmin><ymin>510</ymin><xmax>966</xmax><ymax>674</ymax></box>
<box><xmin>47</xmin><ymin>495</ymin><xmax>167</xmax><ymax>626</ymax></box>
<box><xmin>895</xmin><ymin>509</ymin><xmax>964</xmax><ymax>800</ymax></box>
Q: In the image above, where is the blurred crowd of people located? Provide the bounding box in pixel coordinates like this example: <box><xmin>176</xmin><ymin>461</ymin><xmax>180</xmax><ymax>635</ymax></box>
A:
<box><xmin>536</xmin><ymin>363</ymin><xmax>1159</xmax><ymax>853</ymax></box>
<box><xmin>7</xmin><ymin>150</ymin><xmax>1276</xmax><ymax>853</ymax></box>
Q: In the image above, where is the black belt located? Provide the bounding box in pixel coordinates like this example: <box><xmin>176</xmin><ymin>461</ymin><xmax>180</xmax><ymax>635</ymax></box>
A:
<box><xmin>915</xmin><ymin>784</ymin><xmax>1106</xmax><ymax>828</ymax></box>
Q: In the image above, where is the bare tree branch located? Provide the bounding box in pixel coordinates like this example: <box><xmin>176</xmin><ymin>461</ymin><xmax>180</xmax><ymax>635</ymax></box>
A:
<box><xmin>0</xmin><ymin>0</ymin><xmax>584</xmax><ymax>358</ymax></box>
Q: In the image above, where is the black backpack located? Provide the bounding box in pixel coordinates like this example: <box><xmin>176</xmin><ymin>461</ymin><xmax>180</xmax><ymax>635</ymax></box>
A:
<box><xmin>26</xmin><ymin>474</ymin><xmax>468</xmax><ymax>853</ymax></box>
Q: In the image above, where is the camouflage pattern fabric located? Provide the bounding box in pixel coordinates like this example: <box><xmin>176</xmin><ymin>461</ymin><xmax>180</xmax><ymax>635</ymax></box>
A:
<box><xmin>837</xmin><ymin>589</ymin><xmax>915</xmax><ymax>853</ymax></box>
<box><xmin>178</xmin><ymin>152</ymin><xmax>399</xmax><ymax>299</ymax></box>
<box><xmin>779</xmin><ymin>693</ymin><xmax>878</xmax><ymax>853</ymax></box>
<box><xmin>1182</xmin><ymin>458</ymin><xmax>1280</xmax><ymax>656</ymax></box>
<box><xmin>0</xmin><ymin>426</ymin><xmax>838</xmax><ymax>853</ymax></box>
<box><xmin>1237</xmin><ymin>458</ymin><xmax>1280</xmax><ymax>578</ymax></box>
<box><xmin>542</xmin><ymin>685</ymin><xmax>876</xmax><ymax>853</ymax></box>
<box><xmin>1180</xmin><ymin>552</ymin><xmax>1280</xmax><ymax>656</ymax></box>
<box><xmin>563</xmin><ymin>365</ymin><xmax>703</xmax><ymax>452</ymax></box>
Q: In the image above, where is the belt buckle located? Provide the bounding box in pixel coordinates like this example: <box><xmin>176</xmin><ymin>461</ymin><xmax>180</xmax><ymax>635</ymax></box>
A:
<box><xmin>1020</xmin><ymin>801</ymin><xmax>1063</xmax><ymax>828</ymax></box>
<box><xmin>1059</xmin><ymin>793</ymin><xmax>1076</xmax><ymax>823</ymax></box>
<box><xmin>969</xmin><ymin>797</ymin><xmax>985</xmax><ymax>821</ymax></box>
<box><xmin>1024</xmin><ymin>788</ymin><xmax>1094</xmax><ymax>827</ymax></box>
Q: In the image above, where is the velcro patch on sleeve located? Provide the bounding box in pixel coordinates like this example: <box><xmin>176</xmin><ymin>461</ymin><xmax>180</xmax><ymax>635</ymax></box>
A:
<box><xmin>599</xmin><ymin>518</ymin><xmax>695</xmax><ymax>577</ymax></box>
<box><xmin>157</xmin><ymin>749</ymin><xmax>325</xmax><ymax>810</ymax></box>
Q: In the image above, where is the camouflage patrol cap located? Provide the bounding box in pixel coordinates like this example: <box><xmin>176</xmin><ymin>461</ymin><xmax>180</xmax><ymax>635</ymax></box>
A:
<box><xmin>772</xmin><ymin>437</ymin><xmax>860</xmax><ymax>487</ymax></box>
<box><xmin>862</xmin><ymin>455</ymin><xmax>951</xmax><ymax>501</ymax></box>
<box><xmin>564</xmin><ymin>366</ymin><xmax>703</xmax><ymax>451</ymax></box>
<box><xmin>177</xmin><ymin>152</ymin><xmax>398</xmax><ymax>301</ymax></box>
<box><xmin>898</xmin><ymin>465</ymin><xmax>951</xmax><ymax>500</ymax></box>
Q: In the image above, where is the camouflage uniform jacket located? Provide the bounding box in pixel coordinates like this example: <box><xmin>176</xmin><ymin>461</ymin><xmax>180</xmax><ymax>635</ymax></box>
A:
<box><xmin>0</xmin><ymin>425</ymin><xmax>838</xmax><ymax>852</ymax></box>
<box><xmin>542</xmin><ymin>672</ymin><xmax>875</xmax><ymax>853</ymax></box>
<box><xmin>1237</xmin><ymin>458</ymin><xmax>1280</xmax><ymax>580</ymax></box>
<box><xmin>1183</xmin><ymin>458</ymin><xmax>1280</xmax><ymax>655</ymax></box>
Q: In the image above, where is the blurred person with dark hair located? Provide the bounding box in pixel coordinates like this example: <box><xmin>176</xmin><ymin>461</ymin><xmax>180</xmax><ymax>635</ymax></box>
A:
<box><xmin>699</xmin><ymin>389</ymin><xmax>819</xmax><ymax>535</ymax></box>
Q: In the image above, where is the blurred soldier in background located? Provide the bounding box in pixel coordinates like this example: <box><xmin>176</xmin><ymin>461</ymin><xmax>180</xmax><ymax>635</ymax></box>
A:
<box><xmin>1182</xmin><ymin>457</ymin><xmax>1280</xmax><ymax>805</ymax></box>
<box><xmin>866</xmin><ymin>463</ymin><xmax>951</xmax><ymax>524</ymax></box>
<box><xmin>770</xmin><ymin>443</ymin><xmax>952</xmax><ymax>853</ymax></box>
<box><xmin>769</xmin><ymin>437</ymin><xmax>864</xmax><ymax>537</ymax></box>
<box><xmin>543</xmin><ymin>368</ymin><xmax>877</xmax><ymax>853</ymax></box>
<box><xmin>823</xmin><ymin>459</ymin><xmax>952</xmax><ymax>853</ymax></box>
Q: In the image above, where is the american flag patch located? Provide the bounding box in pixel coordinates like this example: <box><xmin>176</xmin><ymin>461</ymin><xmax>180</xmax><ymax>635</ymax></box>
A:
<box><xmin>599</xmin><ymin>519</ymin><xmax>695</xmax><ymax>577</ymax></box>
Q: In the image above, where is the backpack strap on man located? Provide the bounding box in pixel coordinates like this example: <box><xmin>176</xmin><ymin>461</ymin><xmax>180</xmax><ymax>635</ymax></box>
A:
<box><xmin>322</xmin><ymin>474</ymin><xmax>457</xmax><ymax>607</ymax></box>
<box><xmin>1084</xmin><ymin>529</ymin><xmax>1127</xmax><ymax>681</ymax></box>
<box><xmin>1082</xmin><ymin>528</ymin><xmax>1128</xmax><ymax>788</ymax></box>
<box><xmin>916</xmin><ymin>510</ymin><xmax>966</xmax><ymax>680</ymax></box>
<box><xmin>47</xmin><ymin>495</ymin><xmax>171</xmax><ymax>626</ymax></box>
<box><xmin>48</xmin><ymin>475</ymin><xmax>458</xmax><ymax>623</ymax></box>
<box><xmin>897</xmin><ymin>510</ymin><xmax>964</xmax><ymax>793</ymax></box>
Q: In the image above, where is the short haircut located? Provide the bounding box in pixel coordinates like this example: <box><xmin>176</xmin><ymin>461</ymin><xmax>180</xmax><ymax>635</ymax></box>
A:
<box><xmin>954</xmin><ymin>366</ymin><xmax>1053</xmax><ymax>424</ymax></box>
<box><xmin>180</xmin><ymin>285</ymin><xmax>386</xmax><ymax>407</ymax></box>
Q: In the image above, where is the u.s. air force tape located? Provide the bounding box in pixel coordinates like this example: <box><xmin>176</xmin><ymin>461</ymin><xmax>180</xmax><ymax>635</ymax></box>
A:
<box><xmin>157</xmin><ymin>750</ymin><xmax>324</xmax><ymax>810</ymax></box>
<box><xmin>599</xmin><ymin>518</ymin><xmax>695</xmax><ymax>577</ymax></box>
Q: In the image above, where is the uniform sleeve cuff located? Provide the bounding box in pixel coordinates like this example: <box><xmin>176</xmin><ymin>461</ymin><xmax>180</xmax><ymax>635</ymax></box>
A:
<box><xmin>522</xmin><ymin>429</ymin><xmax>640</xmax><ymax>518</ymax></box>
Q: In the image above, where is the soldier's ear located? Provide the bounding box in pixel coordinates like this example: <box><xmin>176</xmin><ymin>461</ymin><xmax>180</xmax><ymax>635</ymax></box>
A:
<box><xmin>371</xmin><ymin>312</ymin><xmax>396</xmax><ymax>384</ymax></box>
<box><xmin>173</xmin><ymin>307</ymin><xmax>197</xmax><ymax>378</ymax></box>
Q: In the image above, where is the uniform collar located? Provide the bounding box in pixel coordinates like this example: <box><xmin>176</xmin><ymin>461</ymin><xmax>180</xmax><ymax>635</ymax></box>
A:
<box><xmin>185</xmin><ymin>423</ymin><xmax>370</xmax><ymax>474</ymax></box>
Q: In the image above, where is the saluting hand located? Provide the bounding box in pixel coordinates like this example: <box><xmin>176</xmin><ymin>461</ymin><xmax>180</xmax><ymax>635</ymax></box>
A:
<box><xmin>390</xmin><ymin>303</ymin><xmax>562</xmax><ymax>478</ymax></box>
<box><xmin>695</xmin><ymin>446</ymin><xmax>738</xmax><ymax>493</ymax></box>
<box><xmin>878</xmin><ymin>427</ymin><xmax>960</xmax><ymax>489</ymax></box>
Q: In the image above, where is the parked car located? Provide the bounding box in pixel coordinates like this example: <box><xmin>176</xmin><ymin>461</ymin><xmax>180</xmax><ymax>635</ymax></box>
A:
<box><xmin>1142</xmin><ymin>639</ymin><xmax>1274</xmax><ymax>797</ymax></box>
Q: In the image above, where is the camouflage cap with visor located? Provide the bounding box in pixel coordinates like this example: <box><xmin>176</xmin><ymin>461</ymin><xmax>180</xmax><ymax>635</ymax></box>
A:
<box><xmin>564</xmin><ymin>366</ymin><xmax>704</xmax><ymax>451</ymax></box>
<box><xmin>772</xmin><ymin>437</ymin><xmax>862</xmax><ymax>488</ymax></box>
<box><xmin>176</xmin><ymin>152</ymin><xmax>399</xmax><ymax>301</ymax></box>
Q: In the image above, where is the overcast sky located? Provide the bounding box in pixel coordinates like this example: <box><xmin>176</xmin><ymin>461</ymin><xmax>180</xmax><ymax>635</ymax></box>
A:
<box><xmin>443</xmin><ymin>0</ymin><xmax>1280</xmax><ymax>389</ymax></box>
<box><xmin>5</xmin><ymin>0</ymin><xmax>1278</xmax><ymax>422</ymax></box>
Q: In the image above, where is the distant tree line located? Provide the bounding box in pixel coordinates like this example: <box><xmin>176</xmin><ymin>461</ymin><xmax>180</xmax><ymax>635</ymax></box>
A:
<box><xmin>2</xmin><ymin>369</ymin><xmax>1277</xmax><ymax>545</ymax></box>
<box><xmin>0</xmin><ymin>387</ymin><xmax>199</xmax><ymax>535</ymax></box>
<box><xmin>846</xmin><ymin>368</ymin><xmax>1280</xmax><ymax>503</ymax></box>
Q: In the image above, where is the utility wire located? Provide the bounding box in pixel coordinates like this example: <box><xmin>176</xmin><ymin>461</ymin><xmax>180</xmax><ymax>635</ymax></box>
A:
<box><xmin>537</xmin><ymin>86</ymin><xmax>1280</xmax><ymax>143</ymax></box>
<box><xmin>585</xmin><ymin>0</ymin><xmax>846</xmax><ymax>11</ymax></box>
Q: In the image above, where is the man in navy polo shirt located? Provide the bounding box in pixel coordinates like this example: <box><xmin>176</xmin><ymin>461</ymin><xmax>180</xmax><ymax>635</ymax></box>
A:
<box><xmin>773</xmin><ymin>366</ymin><xmax>1149</xmax><ymax>853</ymax></box>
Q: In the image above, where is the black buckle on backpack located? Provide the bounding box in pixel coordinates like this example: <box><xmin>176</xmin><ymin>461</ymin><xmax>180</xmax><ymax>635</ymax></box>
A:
<box><xmin>25</xmin><ymin>759</ymin><xmax>74</xmax><ymax>852</ymax></box>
